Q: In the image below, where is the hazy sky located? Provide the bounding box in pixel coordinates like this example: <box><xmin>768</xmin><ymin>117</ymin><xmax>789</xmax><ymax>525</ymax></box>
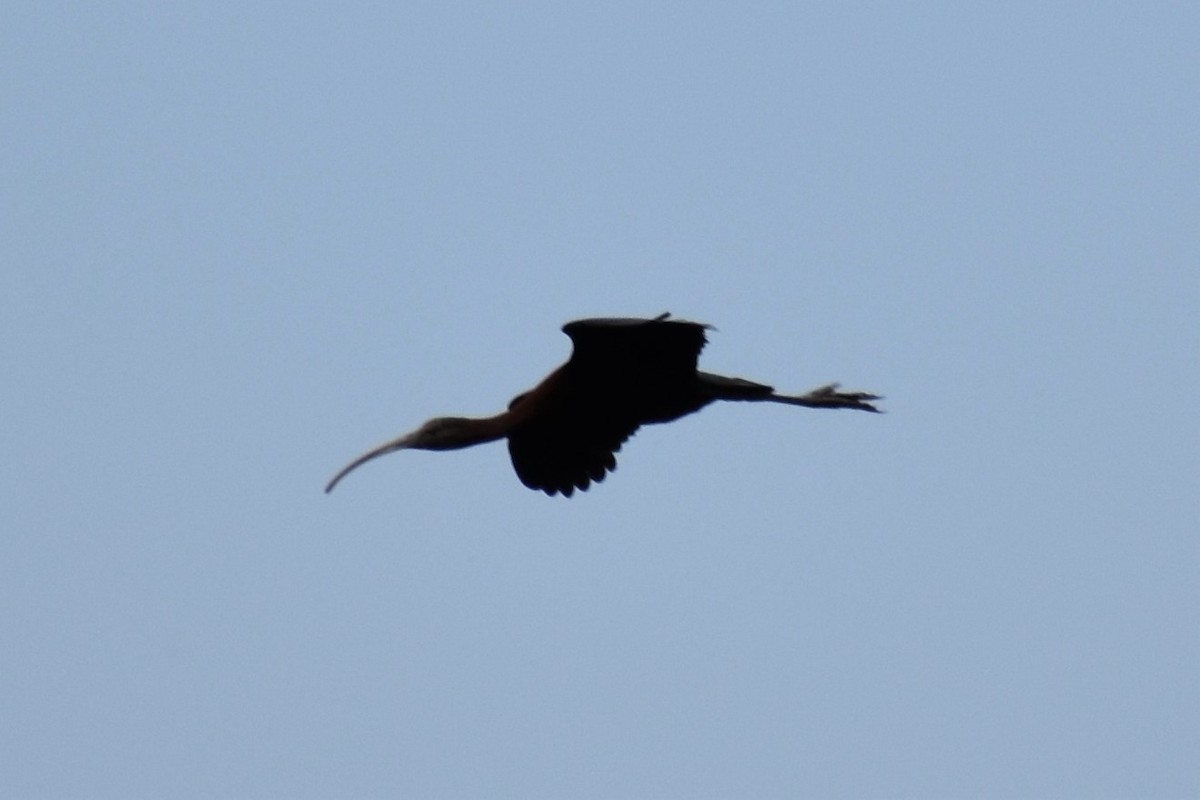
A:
<box><xmin>4</xmin><ymin>3</ymin><xmax>1197</xmax><ymax>798</ymax></box>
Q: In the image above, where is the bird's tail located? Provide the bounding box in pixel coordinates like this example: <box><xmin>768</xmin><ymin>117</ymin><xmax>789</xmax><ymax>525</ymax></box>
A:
<box><xmin>697</xmin><ymin>372</ymin><xmax>777</xmax><ymax>399</ymax></box>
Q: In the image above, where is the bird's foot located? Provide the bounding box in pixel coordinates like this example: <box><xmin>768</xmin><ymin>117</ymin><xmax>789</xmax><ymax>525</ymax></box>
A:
<box><xmin>789</xmin><ymin>383</ymin><xmax>883</xmax><ymax>412</ymax></box>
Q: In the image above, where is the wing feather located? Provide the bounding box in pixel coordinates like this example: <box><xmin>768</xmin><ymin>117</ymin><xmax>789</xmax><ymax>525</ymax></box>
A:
<box><xmin>506</xmin><ymin>315</ymin><xmax>712</xmax><ymax>496</ymax></box>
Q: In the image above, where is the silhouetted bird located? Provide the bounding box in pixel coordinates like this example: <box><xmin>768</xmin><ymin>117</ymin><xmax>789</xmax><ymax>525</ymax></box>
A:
<box><xmin>326</xmin><ymin>313</ymin><xmax>880</xmax><ymax>497</ymax></box>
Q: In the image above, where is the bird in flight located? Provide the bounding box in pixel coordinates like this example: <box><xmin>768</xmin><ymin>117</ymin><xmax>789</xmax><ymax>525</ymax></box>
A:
<box><xmin>326</xmin><ymin>313</ymin><xmax>881</xmax><ymax>497</ymax></box>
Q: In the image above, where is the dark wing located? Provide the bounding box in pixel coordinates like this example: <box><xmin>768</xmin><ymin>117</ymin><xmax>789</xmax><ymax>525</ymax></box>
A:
<box><xmin>506</xmin><ymin>315</ymin><xmax>713</xmax><ymax>496</ymax></box>
<box><xmin>505</xmin><ymin>382</ymin><xmax>633</xmax><ymax>497</ymax></box>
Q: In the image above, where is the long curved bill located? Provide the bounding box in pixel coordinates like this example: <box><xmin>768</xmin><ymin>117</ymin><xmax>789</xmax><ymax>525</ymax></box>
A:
<box><xmin>324</xmin><ymin>432</ymin><xmax>417</xmax><ymax>493</ymax></box>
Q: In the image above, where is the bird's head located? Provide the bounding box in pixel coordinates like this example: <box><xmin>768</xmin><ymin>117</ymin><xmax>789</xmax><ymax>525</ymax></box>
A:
<box><xmin>324</xmin><ymin>416</ymin><xmax>498</xmax><ymax>493</ymax></box>
<box><xmin>402</xmin><ymin>416</ymin><xmax>483</xmax><ymax>451</ymax></box>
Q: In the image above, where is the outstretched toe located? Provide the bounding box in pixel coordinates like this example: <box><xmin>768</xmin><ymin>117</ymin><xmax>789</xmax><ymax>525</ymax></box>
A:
<box><xmin>805</xmin><ymin>383</ymin><xmax>883</xmax><ymax>412</ymax></box>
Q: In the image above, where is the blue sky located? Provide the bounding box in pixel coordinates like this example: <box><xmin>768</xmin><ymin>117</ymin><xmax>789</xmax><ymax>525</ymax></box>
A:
<box><xmin>3</xmin><ymin>3</ymin><xmax>1197</xmax><ymax>797</ymax></box>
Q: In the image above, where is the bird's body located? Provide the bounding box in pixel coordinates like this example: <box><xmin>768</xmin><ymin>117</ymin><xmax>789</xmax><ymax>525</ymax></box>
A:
<box><xmin>326</xmin><ymin>314</ymin><xmax>880</xmax><ymax>497</ymax></box>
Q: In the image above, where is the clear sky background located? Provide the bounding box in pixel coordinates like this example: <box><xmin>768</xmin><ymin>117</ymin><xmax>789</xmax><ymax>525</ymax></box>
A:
<box><xmin>3</xmin><ymin>3</ymin><xmax>1197</xmax><ymax>798</ymax></box>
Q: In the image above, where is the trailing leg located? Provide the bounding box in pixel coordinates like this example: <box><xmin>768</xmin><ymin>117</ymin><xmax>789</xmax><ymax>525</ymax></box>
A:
<box><xmin>769</xmin><ymin>383</ymin><xmax>882</xmax><ymax>412</ymax></box>
<box><xmin>699</xmin><ymin>372</ymin><xmax>882</xmax><ymax>412</ymax></box>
